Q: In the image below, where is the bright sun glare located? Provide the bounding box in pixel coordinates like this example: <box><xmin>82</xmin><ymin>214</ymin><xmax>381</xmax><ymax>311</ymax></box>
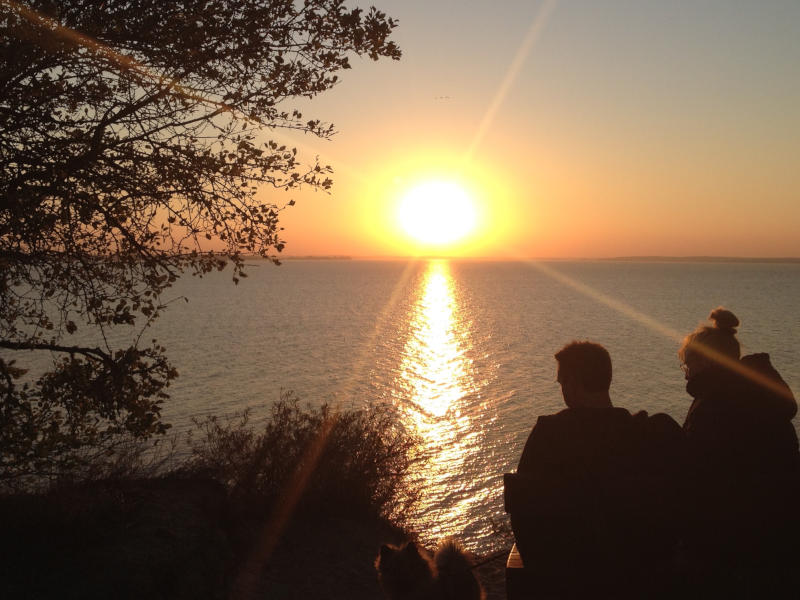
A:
<box><xmin>397</xmin><ymin>181</ymin><xmax>478</xmax><ymax>246</ymax></box>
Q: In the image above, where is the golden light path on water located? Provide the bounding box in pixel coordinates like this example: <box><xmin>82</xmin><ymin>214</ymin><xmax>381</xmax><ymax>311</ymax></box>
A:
<box><xmin>393</xmin><ymin>261</ymin><xmax>490</xmax><ymax>544</ymax></box>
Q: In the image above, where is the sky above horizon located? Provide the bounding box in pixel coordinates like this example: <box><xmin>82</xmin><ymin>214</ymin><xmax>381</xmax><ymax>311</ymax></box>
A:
<box><xmin>267</xmin><ymin>0</ymin><xmax>800</xmax><ymax>259</ymax></box>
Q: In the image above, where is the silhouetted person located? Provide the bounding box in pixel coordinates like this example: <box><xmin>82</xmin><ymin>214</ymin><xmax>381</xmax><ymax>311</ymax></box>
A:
<box><xmin>509</xmin><ymin>341</ymin><xmax>683</xmax><ymax>598</ymax></box>
<box><xmin>679</xmin><ymin>308</ymin><xmax>800</xmax><ymax>597</ymax></box>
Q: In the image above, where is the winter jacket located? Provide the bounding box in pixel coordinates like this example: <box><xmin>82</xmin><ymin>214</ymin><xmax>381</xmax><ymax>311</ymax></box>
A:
<box><xmin>682</xmin><ymin>353</ymin><xmax>800</xmax><ymax>593</ymax></box>
<box><xmin>512</xmin><ymin>406</ymin><xmax>684</xmax><ymax>596</ymax></box>
<box><xmin>683</xmin><ymin>353</ymin><xmax>798</xmax><ymax>483</ymax></box>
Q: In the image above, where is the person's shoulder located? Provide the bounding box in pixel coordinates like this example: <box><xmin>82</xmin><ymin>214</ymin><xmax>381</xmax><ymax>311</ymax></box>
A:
<box><xmin>609</xmin><ymin>406</ymin><xmax>633</xmax><ymax>419</ymax></box>
<box><xmin>632</xmin><ymin>409</ymin><xmax>684</xmax><ymax>442</ymax></box>
<box><xmin>740</xmin><ymin>353</ymin><xmax>797</xmax><ymax>419</ymax></box>
<box><xmin>518</xmin><ymin>410</ymin><xmax>570</xmax><ymax>469</ymax></box>
<box><xmin>740</xmin><ymin>353</ymin><xmax>784</xmax><ymax>388</ymax></box>
<box><xmin>741</xmin><ymin>352</ymin><xmax>775</xmax><ymax>369</ymax></box>
<box><xmin>537</xmin><ymin>406</ymin><xmax>572</xmax><ymax>420</ymax></box>
<box><xmin>636</xmin><ymin>409</ymin><xmax>681</xmax><ymax>429</ymax></box>
<box><xmin>532</xmin><ymin>409</ymin><xmax>566</xmax><ymax>430</ymax></box>
<box><xmin>545</xmin><ymin>407</ymin><xmax>634</xmax><ymax>434</ymax></box>
<box><xmin>531</xmin><ymin>408</ymin><xmax>585</xmax><ymax>436</ymax></box>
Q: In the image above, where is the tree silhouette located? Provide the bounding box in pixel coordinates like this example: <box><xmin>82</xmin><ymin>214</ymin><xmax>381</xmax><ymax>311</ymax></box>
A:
<box><xmin>0</xmin><ymin>0</ymin><xmax>399</xmax><ymax>485</ymax></box>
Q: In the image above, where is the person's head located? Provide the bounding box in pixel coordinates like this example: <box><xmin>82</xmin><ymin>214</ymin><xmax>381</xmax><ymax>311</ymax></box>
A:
<box><xmin>554</xmin><ymin>341</ymin><xmax>612</xmax><ymax>408</ymax></box>
<box><xmin>678</xmin><ymin>307</ymin><xmax>741</xmax><ymax>380</ymax></box>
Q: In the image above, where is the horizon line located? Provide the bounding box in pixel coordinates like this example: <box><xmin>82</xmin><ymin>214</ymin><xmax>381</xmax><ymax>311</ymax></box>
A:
<box><xmin>267</xmin><ymin>254</ymin><xmax>800</xmax><ymax>263</ymax></box>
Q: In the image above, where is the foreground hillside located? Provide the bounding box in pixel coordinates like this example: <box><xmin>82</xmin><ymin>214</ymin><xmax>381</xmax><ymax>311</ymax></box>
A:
<box><xmin>0</xmin><ymin>476</ymin><xmax>507</xmax><ymax>599</ymax></box>
<box><xmin>0</xmin><ymin>399</ymin><xmax>508</xmax><ymax>599</ymax></box>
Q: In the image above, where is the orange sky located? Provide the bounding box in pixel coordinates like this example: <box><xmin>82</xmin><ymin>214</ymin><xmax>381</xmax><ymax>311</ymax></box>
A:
<box><xmin>261</xmin><ymin>1</ymin><xmax>800</xmax><ymax>259</ymax></box>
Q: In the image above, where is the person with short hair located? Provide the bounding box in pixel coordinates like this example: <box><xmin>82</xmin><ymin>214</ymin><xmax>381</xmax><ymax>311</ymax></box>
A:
<box><xmin>551</xmin><ymin>340</ymin><xmax>614</xmax><ymax>407</ymax></box>
<box><xmin>510</xmin><ymin>341</ymin><xmax>683</xmax><ymax>598</ymax></box>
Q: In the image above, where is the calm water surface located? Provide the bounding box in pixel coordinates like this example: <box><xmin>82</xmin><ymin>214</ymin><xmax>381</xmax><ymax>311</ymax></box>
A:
<box><xmin>149</xmin><ymin>259</ymin><xmax>800</xmax><ymax>552</ymax></box>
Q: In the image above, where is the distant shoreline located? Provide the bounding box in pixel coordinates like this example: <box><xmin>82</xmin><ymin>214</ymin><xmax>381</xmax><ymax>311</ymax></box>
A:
<box><xmin>281</xmin><ymin>255</ymin><xmax>353</xmax><ymax>260</ymax></box>
<box><xmin>269</xmin><ymin>255</ymin><xmax>800</xmax><ymax>264</ymax></box>
<box><xmin>600</xmin><ymin>256</ymin><xmax>800</xmax><ymax>264</ymax></box>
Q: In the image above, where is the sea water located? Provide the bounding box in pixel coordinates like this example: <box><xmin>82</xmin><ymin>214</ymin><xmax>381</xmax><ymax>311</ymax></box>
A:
<box><xmin>143</xmin><ymin>259</ymin><xmax>800</xmax><ymax>552</ymax></box>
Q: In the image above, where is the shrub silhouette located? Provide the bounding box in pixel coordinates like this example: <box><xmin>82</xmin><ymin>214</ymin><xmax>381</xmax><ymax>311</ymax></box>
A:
<box><xmin>186</xmin><ymin>394</ymin><xmax>423</xmax><ymax>523</ymax></box>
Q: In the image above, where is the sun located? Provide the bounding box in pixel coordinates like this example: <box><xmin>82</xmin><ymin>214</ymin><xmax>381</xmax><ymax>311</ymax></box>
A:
<box><xmin>397</xmin><ymin>180</ymin><xmax>478</xmax><ymax>245</ymax></box>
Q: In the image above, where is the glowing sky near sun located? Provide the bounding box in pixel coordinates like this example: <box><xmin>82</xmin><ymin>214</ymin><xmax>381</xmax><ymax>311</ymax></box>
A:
<box><xmin>267</xmin><ymin>0</ymin><xmax>800</xmax><ymax>258</ymax></box>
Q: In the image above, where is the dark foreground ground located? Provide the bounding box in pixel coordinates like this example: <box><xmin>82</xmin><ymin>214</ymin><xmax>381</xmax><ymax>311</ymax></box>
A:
<box><xmin>0</xmin><ymin>477</ymin><xmax>507</xmax><ymax>600</ymax></box>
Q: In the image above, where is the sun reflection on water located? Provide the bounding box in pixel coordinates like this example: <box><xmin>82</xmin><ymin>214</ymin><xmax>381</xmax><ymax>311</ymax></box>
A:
<box><xmin>393</xmin><ymin>260</ymin><xmax>485</xmax><ymax>544</ymax></box>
